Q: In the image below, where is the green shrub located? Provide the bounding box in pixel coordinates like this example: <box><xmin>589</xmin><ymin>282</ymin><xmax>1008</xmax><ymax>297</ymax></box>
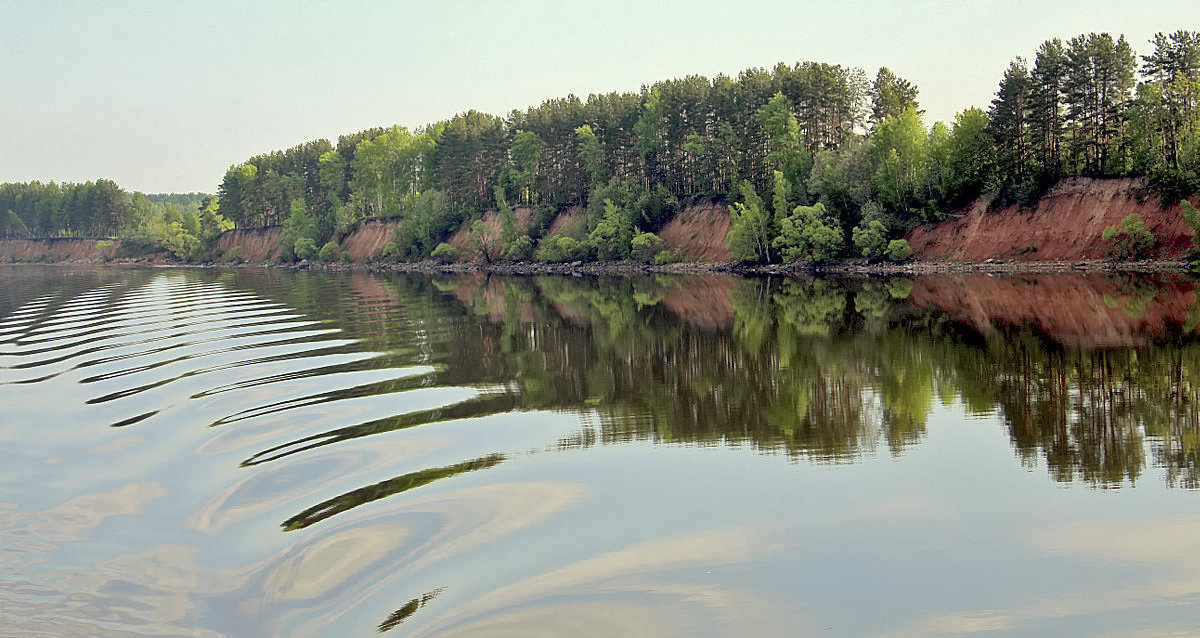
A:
<box><xmin>886</xmin><ymin>239</ymin><xmax>913</xmax><ymax>262</ymax></box>
<box><xmin>165</xmin><ymin>232</ymin><xmax>200</xmax><ymax>261</ymax></box>
<box><xmin>294</xmin><ymin>237</ymin><xmax>317</xmax><ymax>261</ymax></box>
<box><xmin>318</xmin><ymin>241</ymin><xmax>341</xmax><ymax>261</ymax></box>
<box><xmin>1102</xmin><ymin>213</ymin><xmax>1155</xmax><ymax>260</ymax></box>
<box><xmin>852</xmin><ymin>220</ymin><xmax>888</xmax><ymax>260</ymax></box>
<box><xmin>654</xmin><ymin>247</ymin><xmax>686</xmax><ymax>265</ymax></box>
<box><xmin>431</xmin><ymin>242</ymin><xmax>457</xmax><ymax>263</ymax></box>
<box><xmin>630</xmin><ymin>231</ymin><xmax>665</xmax><ymax>262</ymax></box>
<box><xmin>536</xmin><ymin>235</ymin><xmax>585</xmax><ymax>262</ymax></box>
<box><xmin>500</xmin><ymin>235</ymin><xmax>535</xmax><ymax>261</ymax></box>
<box><xmin>223</xmin><ymin>245</ymin><xmax>244</xmax><ymax>263</ymax></box>
<box><xmin>1150</xmin><ymin>167</ymin><xmax>1200</xmax><ymax>206</ymax></box>
<box><xmin>726</xmin><ymin>180</ymin><xmax>772</xmax><ymax>263</ymax></box>
<box><xmin>379</xmin><ymin>241</ymin><xmax>400</xmax><ymax>260</ymax></box>
<box><xmin>587</xmin><ymin>199</ymin><xmax>633</xmax><ymax>260</ymax></box>
<box><xmin>773</xmin><ymin>202</ymin><xmax>843</xmax><ymax>262</ymax></box>
<box><xmin>1181</xmin><ymin>200</ymin><xmax>1200</xmax><ymax>259</ymax></box>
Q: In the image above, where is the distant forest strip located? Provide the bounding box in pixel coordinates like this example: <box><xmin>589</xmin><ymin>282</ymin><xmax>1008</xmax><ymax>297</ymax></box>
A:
<box><xmin>2</xmin><ymin>30</ymin><xmax>1198</xmax><ymax>265</ymax></box>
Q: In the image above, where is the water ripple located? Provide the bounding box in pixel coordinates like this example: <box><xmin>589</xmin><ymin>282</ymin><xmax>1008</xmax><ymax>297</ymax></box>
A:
<box><xmin>0</xmin><ymin>272</ymin><xmax>444</xmax><ymax>439</ymax></box>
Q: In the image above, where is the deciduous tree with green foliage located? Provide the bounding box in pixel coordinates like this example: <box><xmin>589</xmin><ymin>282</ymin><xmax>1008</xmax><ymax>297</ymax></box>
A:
<box><xmin>726</xmin><ymin>180</ymin><xmax>774</xmax><ymax>263</ymax></box>
<box><xmin>467</xmin><ymin>218</ymin><xmax>500</xmax><ymax>263</ymax></box>
<box><xmin>871</xmin><ymin>106</ymin><xmax>931</xmax><ymax>222</ymax></box>
<box><xmin>757</xmin><ymin>93</ymin><xmax>810</xmax><ymax>195</ymax></box>
<box><xmin>588</xmin><ymin>199</ymin><xmax>634</xmax><ymax>260</ymax></box>
<box><xmin>278</xmin><ymin>199</ymin><xmax>321</xmax><ymax>262</ymax></box>
<box><xmin>852</xmin><ymin>219</ymin><xmax>889</xmax><ymax>259</ymax></box>
<box><xmin>774</xmin><ymin>202</ymin><xmax>844</xmax><ymax>262</ymax></box>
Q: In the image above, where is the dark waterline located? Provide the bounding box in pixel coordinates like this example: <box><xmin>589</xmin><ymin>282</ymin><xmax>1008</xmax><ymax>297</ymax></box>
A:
<box><xmin>3</xmin><ymin>264</ymin><xmax>1200</xmax><ymax>636</ymax></box>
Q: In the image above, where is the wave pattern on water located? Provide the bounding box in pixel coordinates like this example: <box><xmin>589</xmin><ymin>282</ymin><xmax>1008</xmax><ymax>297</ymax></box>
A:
<box><xmin>0</xmin><ymin>269</ymin><xmax>525</xmax><ymax>637</ymax></box>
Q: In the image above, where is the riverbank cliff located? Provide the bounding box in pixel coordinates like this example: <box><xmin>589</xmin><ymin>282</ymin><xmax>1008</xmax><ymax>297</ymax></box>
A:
<box><xmin>2</xmin><ymin>177</ymin><xmax>1197</xmax><ymax>275</ymax></box>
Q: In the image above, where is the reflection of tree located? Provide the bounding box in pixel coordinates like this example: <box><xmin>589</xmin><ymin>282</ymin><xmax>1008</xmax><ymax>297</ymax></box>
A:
<box><xmin>1138</xmin><ymin>350</ymin><xmax>1200</xmax><ymax>489</ymax></box>
<box><xmin>940</xmin><ymin>326</ymin><xmax>1200</xmax><ymax>488</ymax></box>
<box><xmin>465</xmin><ymin>275</ymin><xmax>901</xmax><ymax>462</ymax></box>
<box><xmin>871</xmin><ymin>328</ymin><xmax>933</xmax><ymax>454</ymax></box>
<box><xmin>242</xmin><ymin>393</ymin><xmax>519</xmax><ymax>466</ymax></box>
<box><xmin>222</xmin><ymin>268</ymin><xmax>1200</xmax><ymax>488</ymax></box>
<box><xmin>1102</xmin><ymin>274</ymin><xmax>1159</xmax><ymax>319</ymax></box>
<box><xmin>378</xmin><ymin>588</ymin><xmax>444</xmax><ymax>632</ymax></box>
<box><xmin>996</xmin><ymin>347</ymin><xmax>1144</xmax><ymax>485</ymax></box>
<box><xmin>282</xmin><ymin>454</ymin><xmax>504</xmax><ymax>531</ymax></box>
<box><xmin>774</xmin><ymin>279</ymin><xmax>846</xmax><ymax>339</ymax></box>
<box><xmin>728</xmin><ymin>278</ymin><xmax>773</xmax><ymax>354</ymax></box>
<box><xmin>458</xmin><ymin>274</ymin><xmax>1200</xmax><ymax>484</ymax></box>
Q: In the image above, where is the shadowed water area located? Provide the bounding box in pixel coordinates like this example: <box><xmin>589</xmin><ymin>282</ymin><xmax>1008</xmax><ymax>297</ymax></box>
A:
<box><xmin>3</xmin><ymin>264</ymin><xmax>1200</xmax><ymax>636</ymax></box>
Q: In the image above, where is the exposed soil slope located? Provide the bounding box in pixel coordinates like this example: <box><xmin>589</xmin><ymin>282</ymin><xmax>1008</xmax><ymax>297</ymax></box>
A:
<box><xmin>543</xmin><ymin>206</ymin><xmax>585</xmax><ymax>239</ymax></box>
<box><xmin>340</xmin><ymin>219</ymin><xmax>402</xmax><ymax>262</ymax></box>
<box><xmin>907</xmin><ymin>273</ymin><xmax>1197</xmax><ymax>348</ymax></box>
<box><xmin>0</xmin><ymin>238</ymin><xmax>119</xmax><ymax>261</ymax></box>
<box><xmin>907</xmin><ymin>177</ymin><xmax>1197</xmax><ymax>261</ymax></box>
<box><xmin>444</xmin><ymin>207</ymin><xmax>537</xmax><ymax>262</ymax></box>
<box><xmin>213</xmin><ymin>227</ymin><xmax>282</xmax><ymax>262</ymax></box>
<box><xmin>658</xmin><ymin>203</ymin><xmax>732</xmax><ymax>262</ymax></box>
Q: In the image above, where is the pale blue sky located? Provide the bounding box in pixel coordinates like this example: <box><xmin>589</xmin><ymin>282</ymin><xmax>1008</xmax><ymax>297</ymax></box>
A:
<box><xmin>2</xmin><ymin>0</ymin><xmax>1197</xmax><ymax>193</ymax></box>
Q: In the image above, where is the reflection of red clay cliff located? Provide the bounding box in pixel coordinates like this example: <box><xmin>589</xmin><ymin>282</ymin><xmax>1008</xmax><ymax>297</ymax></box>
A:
<box><xmin>657</xmin><ymin>275</ymin><xmax>735</xmax><ymax>330</ymax></box>
<box><xmin>346</xmin><ymin>271</ymin><xmax>399</xmax><ymax>309</ymax></box>
<box><xmin>907</xmin><ymin>273</ymin><xmax>1198</xmax><ymax>348</ymax></box>
<box><xmin>445</xmin><ymin>274</ymin><xmax>538</xmax><ymax>323</ymax></box>
<box><xmin>440</xmin><ymin>273</ymin><xmax>737</xmax><ymax>331</ymax></box>
<box><xmin>907</xmin><ymin>178</ymin><xmax>1196</xmax><ymax>261</ymax></box>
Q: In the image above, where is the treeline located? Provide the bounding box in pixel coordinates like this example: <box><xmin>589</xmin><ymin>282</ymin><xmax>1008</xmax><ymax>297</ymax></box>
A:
<box><xmin>0</xmin><ymin>180</ymin><xmax>230</xmax><ymax>260</ymax></box>
<box><xmin>0</xmin><ymin>180</ymin><xmax>130</xmax><ymax>238</ymax></box>
<box><xmin>990</xmin><ymin>31</ymin><xmax>1200</xmax><ymax>202</ymax></box>
<box><xmin>215</xmin><ymin>60</ymin><xmax>892</xmax><ymax>263</ymax></box>
<box><xmin>213</xmin><ymin>29</ymin><xmax>1197</xmax><ymax>265</ymax></box>
<box><xmin>5</xmin><ymin>30</ymin><xmax>1196</xmax><ymax>266</ymax></box>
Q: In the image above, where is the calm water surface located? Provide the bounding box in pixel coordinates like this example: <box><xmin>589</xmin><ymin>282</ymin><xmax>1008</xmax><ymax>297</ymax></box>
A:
<box><xmin>3</xmin><ymin>265</ymin><xmax>1200</xmax><ymax>636</ymax></box>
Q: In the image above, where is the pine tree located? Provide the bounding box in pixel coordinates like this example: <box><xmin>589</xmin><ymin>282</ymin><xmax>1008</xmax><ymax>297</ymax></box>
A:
<box><xmin>1063</xmin><ymin>33</ymin><xmax>1137</xmax><ymax>174</ymax></box>
<box><xmin>989</xmin><ymin>59</ymin><xmax>1033</xmax><ymax>191</ymax></box>
<box><xmin>1138</xmin><ymin>31</ymin><xmax>1200</xmax><ymax>172</ymax></box>
<box><xmin>1029</xmin><ymin>39</ymin><xmax>1068</xmax><ymax>180</ymax></box>
<box><xmin>870</xmin><ymin>67</ymin><xmax>921</xmax><ymax>125</ymax></box>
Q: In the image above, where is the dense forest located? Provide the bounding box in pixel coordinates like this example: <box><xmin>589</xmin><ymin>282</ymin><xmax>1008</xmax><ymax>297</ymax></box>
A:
<box><xmin>0</xmin><ymin>180</ymin><xmax>228</xmax><ymax>259</ymax></box>
<box><xmin>2</xmin><ymin>30</ymin><xmax>1197</xmax><ymax>264</ymax></box>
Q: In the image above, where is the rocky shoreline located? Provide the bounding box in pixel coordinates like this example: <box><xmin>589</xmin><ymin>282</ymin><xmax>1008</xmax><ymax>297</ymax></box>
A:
<box><xmin>256</xmin><ymin>257</ymin><xmax>1197</xmax><ymax>277</ymax></box>
<box><xmin>5</xmin><ymin>256</ymin><xmax>1194</xmax><ymax>277</ymax></box>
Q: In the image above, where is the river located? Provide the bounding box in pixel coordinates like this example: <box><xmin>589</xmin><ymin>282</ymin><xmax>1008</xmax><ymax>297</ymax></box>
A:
<box><xmin>3</xmin><ymin>264</ymin><xmax>1200</xmax><ymax>636</ymax></box>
